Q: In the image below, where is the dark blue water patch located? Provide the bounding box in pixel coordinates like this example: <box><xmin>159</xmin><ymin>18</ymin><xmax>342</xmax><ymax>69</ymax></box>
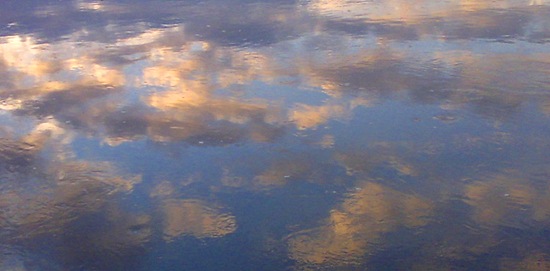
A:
<box><xmin>510</xmin><ymin>100</ymin><xmax>550</xmax><ymax>137</ymax></box>
<box><xmin>0</xmin><ymin>245</ymin><xmax>64</xmax><ymax>271</ymax></box>
<box><xmin>224</xmin><ymin>181</ymin><xmax>341</xmax><ymax>232</ymax></box>
<box><xmin>335</xmin><ymin>100</ymin><xmax>487</xmax><ymax>147</ymax></box>
<box><xmin>142</xmin><ymin>237</ymin><xmax>288</xmax><ymax>271</ymax></box>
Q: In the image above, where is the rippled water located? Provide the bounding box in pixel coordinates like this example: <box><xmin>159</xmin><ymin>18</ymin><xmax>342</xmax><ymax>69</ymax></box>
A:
<box><xmin>0</xmin><ymin>0</ymin><xmax>549</xmax><ymax>270</ymax></box>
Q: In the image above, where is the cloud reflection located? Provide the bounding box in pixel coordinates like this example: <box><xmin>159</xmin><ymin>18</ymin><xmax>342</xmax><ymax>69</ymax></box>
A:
<box><xmin>0</xmin><ymin>0</ymin><xmax>548</xmax><ymax>149</ymax></box>
<box><xmin>1</xmin><ymin>0</ymin><xmax>545</xmax><ymax>191</ymax></box>
<box><xmin>464</xmin><ymin>170</ymin><xmax>550</xmax><ymax>228</ymax></box>
<box><xmin>305</xmin><ymin>0</ymin><xmax>549</xmax><ymax>41</ymax></box>
<box><xmin>0</xmin><ymin>0</ymin><xmax>549</xmax><ymax>269</ymax></box>
<box><xmin>162</xmin><ymin>199</ymin><xmax>237</xmax><ymax>241</ymax></box>
<box><xmin>288</xmin><ymin>181</ymin><xmax>433</xmax><ymax>267</ymax></box>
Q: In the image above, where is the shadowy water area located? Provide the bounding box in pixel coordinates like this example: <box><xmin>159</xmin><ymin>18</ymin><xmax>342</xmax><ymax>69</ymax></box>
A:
<box><xmin>1</xmin><ymin>0</ymin><xmax>549</xmax><ymax>270</ymax></box>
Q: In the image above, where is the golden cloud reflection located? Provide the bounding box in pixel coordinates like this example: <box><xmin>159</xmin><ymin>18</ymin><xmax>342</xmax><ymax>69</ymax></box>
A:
<box><xmin>0</xmin><ymin>35</ymin><xmax>125</xmax><ymax>92</ymax></box>
<box><xmin>0</xmin><ymin>160</ymin><xmax>140</xmax><ymax>239</ymax></box>
<box><xmin>75</xmin><ymin>0</ymin><xmax>106</xmax><ymax>12</ymax></box>
<box><xmin>149</xmin><ymin>179</ymin><xmax>238</xmax><ymax>241</ymax></box>
<box><xmin>0</xmin><ymin>31</ymin><xmax>289</xmax><ymax>146</ymax></box>
<box><xmin>336</xmin><ymin>142</ymin><xmax>421</xmax><ymax>177</ymax></box>
<box><xmin>162</xmin><ymin>199</ymin><xmax>237</xmax><ymax>241</ymax></box>
<box><xmin>0</xmin><ymin>115</ymin><xmax>242</xmax><ymax>269</ymax></box>
<box><xmin>290</xmin><ymin>104</ymin><xmax>347</xmax><ymax>130</ymax></box>
<box><xmin>0</xmin><ymin>1</ymin><xmax>549</xmax><ymax>268</ymax></box>
<box><xmin>0</xmin><ymin>121</ymin><xmax>151</xmax><ymax>270</ymax></box>
<box><xmin>464</xmin><ymin>170</ymin><xmax>550</xmax><ymax>228</ymax></box>
<box><xmin>288</xmin><ymin>182</ymin><xmax>433</xmax><ymax>267</ymax></box>
<box><xmin>1</xmin><ymin>2</ymin><xmax>548</xmax><ymax>149</ymax></box>
<box><xmin>305</xmin><ymin>0</ymin><xmax>541</xmax><ymax>24</ymax></box>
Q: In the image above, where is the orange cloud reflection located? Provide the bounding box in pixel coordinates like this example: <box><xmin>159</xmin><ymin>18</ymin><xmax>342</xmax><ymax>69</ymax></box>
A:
<box><xmin>288</xmin><ymin>181</ymin><xmax>433</xmax><ymax>266</ymax></box>
<box><xmin>162</xmin><ymin>199</ymin><xmax>237</xmax><ymax>241</ymax></box>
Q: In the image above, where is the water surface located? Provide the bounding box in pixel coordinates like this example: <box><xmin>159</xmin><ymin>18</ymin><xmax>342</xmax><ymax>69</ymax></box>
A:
<box><xmin>1</xmin><ymin>0</ymin><xmax>550</xmax><ymax>270</ymax></box>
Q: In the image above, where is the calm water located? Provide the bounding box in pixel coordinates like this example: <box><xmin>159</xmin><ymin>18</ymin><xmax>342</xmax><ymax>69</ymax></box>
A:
<box><xmin>0</xmin><ymin>0</ymin><xmax>549</xmax><ymax>270</ymax></box>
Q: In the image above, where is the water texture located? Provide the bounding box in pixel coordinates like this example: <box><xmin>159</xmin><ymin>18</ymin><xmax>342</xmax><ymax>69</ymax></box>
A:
<box><xmin>0</xmin><ymin>0</ymin><xmax>549</xmax><ymax>270</ymax></box>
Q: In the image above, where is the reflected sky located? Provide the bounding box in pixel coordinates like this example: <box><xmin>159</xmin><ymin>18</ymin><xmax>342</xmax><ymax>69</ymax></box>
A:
<box><xmin>1</xmin><ymin>0</ymin><xmax>549</xmax><ymax>270</ymax></box>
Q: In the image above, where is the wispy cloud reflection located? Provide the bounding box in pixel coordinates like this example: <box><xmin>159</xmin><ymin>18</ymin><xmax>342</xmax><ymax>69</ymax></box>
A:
<box><xmin>305</xmin><ymin>0</ymin><xmax>549</xmax><ymax>41</ymax></box>
<box><xmin>288</xmin><ymin>181</ymin><xmax>433</xmax><ymax>267</ymax></box>
<box><xmin>0</xmin><ymin>0</ymin><xmax>549</xmax><ymax>270</ymax></box>
<box><xmin>161</xmin><ymin>199</ymin><xmax>237</xmax><ymax>241</ymax></box>
<box><xmin>464</xmin><ymin>170</ymin><xmax>550</xmax><ymax>228</ymax></box>
<box><xmin>0</xmin><ymin>2</ymin><xmax>548</xmax><ymax>145</ymax></box>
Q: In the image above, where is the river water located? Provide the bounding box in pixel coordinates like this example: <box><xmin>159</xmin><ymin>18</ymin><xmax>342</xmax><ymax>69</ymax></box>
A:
<box><xmin>1</xmin><ymin>0</ymin><xmax>549</xmax><ymax>270</ymax></box>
